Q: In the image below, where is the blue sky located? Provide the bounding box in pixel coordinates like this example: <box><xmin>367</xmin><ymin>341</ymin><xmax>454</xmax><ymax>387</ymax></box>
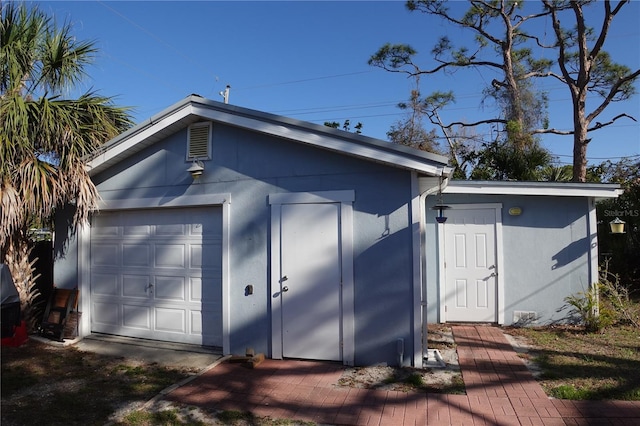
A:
<box><xmin>35</xmin><ymin>0</ymin><xmax>640</xmax><ymax>166</ymax></box>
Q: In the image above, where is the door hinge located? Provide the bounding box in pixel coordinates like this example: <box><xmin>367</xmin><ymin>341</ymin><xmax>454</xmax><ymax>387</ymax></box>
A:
<box><xmin>445</xmin><ymin>305</ymin><xmax>448</xmax><ymax>312</ymax></box>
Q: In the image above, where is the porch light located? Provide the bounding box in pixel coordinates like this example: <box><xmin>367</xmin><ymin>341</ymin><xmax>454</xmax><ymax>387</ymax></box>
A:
<box><xmin>187</xmin><ymin>160</ymin><xmax>204</xmax><ymax>179</ymax></box>
<box><xmin>432</xmin><ymin>204</ymin><xmax>450</xmax><ymax>223</ymax></box>
<box><xmin>432</xmin><ymin>176</ymin><xmax>449</xmax><ymax>223</ymax></box>
<box><xmin>609</xmin><ymin>217</ymin><xmax>626</xmax><ymax>234</ymax></box>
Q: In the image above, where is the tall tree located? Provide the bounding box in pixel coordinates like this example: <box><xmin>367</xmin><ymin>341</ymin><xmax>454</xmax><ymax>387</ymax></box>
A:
<box><xmin>0</xmin><ymin>2</ymin><xmax>132</xmax><ymax>304</ymax></box>
<box><xmin>387</xmin><ymin>77</ymin><xmax>442</xmax><ymax>154</ymax></box>
<box><xmin>539</xmin><ymin>0</ymin><xmax>640</xmax><ymax>182</ymax></box>
<box><xmin>370</xmin><ymin>0</ymin><xmax>553</xmax><ymax>161</ymax></box>
<box><xmin>370</xmin><ymin>1</ymin><xmax>639</xmax><ymax>182</ymax></box>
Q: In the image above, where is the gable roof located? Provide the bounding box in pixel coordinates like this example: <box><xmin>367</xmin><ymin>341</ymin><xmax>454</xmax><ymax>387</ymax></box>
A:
<box><xmin>87</xmin><ymin>95</ymin><xmax>452</xmax><ymax>177</ymax></box>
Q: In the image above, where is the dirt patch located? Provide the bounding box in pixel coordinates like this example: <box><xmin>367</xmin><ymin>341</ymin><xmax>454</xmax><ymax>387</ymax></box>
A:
<box><xmin>336</xmin><ymin>363</ymin><xmax>463</xmax><ymax>393</ymax></box>
<box><xmin>336</xmin><ymin>325</ymin><xmax>464</xmax><ymax>393</ymax></box>
<box><xmin>1</xmin><ymin>339</ymin><xmax>196</xmax><ymax>426</ymax></box>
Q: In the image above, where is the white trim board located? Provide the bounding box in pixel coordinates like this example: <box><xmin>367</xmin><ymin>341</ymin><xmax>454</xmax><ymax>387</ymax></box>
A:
<box><xmin>410</xmin><ymin>172</ymin><xmax>423</xmax><ymax>368</ymax></box>
<box><xmin>444</xmin><ymin>181</ymin><xmax>622</xmax><ymax>198</ymax></box>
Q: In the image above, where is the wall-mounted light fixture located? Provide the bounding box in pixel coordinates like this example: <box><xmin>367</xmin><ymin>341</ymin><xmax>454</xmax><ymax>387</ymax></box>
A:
<box><xmin>508</xmin><ymin>207</ymin><xmax>522</xmax><ymax>216</ymax></box>
<box><xmin>432</xmin><ymin>177</ymin><xmax>450</xmax><ymax>223</ymax></box>
<box><xmin>433</xmin><ymin>203</ymin><xmax>450</xmax><ymax>223</ymax></box>
<box><xmin>187</xmin><ymin>160</ymin><xmax>204</xmax><ymax>179</ymax></box>
<box><xmin>609</xmin><ymin>217</ymin><xmax>626</xmax><ymax>234</ymax></box>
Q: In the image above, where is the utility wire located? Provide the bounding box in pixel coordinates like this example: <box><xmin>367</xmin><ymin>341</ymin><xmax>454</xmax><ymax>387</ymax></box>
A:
<box><xmin>96</xmin><ymin>0</ymin><xmax>221</xmax><ymax>84</ymax></box>
<box><xmin>234</xmin><ymin>71</ymin><xmax>375</xmax><ymax>91</ymax></box>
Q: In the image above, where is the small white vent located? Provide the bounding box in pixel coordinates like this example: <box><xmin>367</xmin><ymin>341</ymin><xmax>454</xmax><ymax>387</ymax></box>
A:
<box><xmin>513</xmin><ymin>311</ymin><xmax>538</xmax><ymax>324</ymax></box>
<box><xmin>187</xmin><ymin>123</ymin><xmax>211</xmax><ymax>160</ymax></box>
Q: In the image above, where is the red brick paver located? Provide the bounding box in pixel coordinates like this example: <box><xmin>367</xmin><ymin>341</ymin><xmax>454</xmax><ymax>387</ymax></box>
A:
<box><xmin>165</xmin><ymin>326</ymin><xmax>640</xmax><ymax>425</ymax></box>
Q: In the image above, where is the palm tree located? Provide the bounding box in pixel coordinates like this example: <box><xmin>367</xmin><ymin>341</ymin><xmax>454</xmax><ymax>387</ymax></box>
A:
<box><xmin>1</xmin><ymin>2</ymin><xmax>132</xmax><ymax>324</ymax></box>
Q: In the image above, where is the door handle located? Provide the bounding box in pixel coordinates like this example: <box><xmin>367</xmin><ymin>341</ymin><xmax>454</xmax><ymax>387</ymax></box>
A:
<box><xmin>282</xmin><ymin>286</ymin><xmax>289</xmax><ymax>292</ymax></box>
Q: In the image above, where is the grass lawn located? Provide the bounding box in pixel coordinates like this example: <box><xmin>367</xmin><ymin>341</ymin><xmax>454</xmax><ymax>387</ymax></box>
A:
<box><xmin>506</xmin><ymin>325</ymin><xmax>640</xmax><ymax>400</ymax></box>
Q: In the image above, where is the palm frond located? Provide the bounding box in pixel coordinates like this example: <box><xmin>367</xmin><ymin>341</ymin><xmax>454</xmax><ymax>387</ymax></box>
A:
<box><xmin>0</xmin><ymin>178</ymin><xmax>23</xmax><ymax>248</ymax></box>
<box><xmin>1</xmin><ymin>2</ymin><xmax>133</xmax><ymax>258</ymax></box>
<box><xmin>37</xmin><ymin>18</ymin><xmax>97</xmax><ymax>94</ymax></box>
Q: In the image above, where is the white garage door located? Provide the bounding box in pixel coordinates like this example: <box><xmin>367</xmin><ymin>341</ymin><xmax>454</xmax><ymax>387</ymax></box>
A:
<box><xmin>89</xmin><ymin>207</ymin><xmax>222</xmax><ymax>347</ymax></box>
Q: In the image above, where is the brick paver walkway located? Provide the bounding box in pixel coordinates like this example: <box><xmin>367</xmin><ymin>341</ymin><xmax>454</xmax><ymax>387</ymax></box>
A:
<box><xmin>166</xmin><ymin>325</ymin><xmax>640</xmax><ymax>425</ymax></box>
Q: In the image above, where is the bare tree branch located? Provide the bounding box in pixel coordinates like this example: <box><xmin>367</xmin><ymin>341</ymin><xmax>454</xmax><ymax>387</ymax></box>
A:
<box><xmin>439</xmin><ymin>118</ymin><xmax>506</xmax><ymax>129</ymax></box>
<box><xmin>532</xmin><ymin>113</ymin><xmax>637</xmax><ymax>135</ymax></box>
<box><xmin>587</xmin><ymin>69</ymin><xmax>640</xmax><ymax>122</ymax></box>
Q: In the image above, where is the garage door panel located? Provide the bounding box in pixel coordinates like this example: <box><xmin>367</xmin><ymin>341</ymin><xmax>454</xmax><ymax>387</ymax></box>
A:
<box><xmin>155</xmin><ymin>308</ymin><xmax>186</xmax><ymax>333</ymax></box>
<box><xmin>123</xmin><ymin>304</ymin><xmax>151</xmax><ymax>330</ymax></box>
<box><xmin>190</xmin><ymin>223</ymin><xmax>203</xmax><ymax>236</ymax></box>
<box><xmin>93</xmin><ymin>302</ymin><xmax>119</xmax><ymax>326</ymax></box>
<box><xmin>123</xmin><ymin>244</ymin><xmax>150</xmax><ymax>267</ymax></box>
<box><xmin>92</xmin><ymin>273</ymin><xmax>118</xmax><ymax>296</ymax></box>
<box><xmin>92</xmin><ymin>244</ymin><xmax>119</xmax><ymax>266</ymax></box>
<box><xmin>155</xmin><ymin>276</ymin><xmax>186</xmax><ymax>301</ymax></box>
<box><xmin>123</xmin><ymin>275</ymin><xmax>151</xmax><ymax>298</ymax></box>
<box><xmin>92</xmin><ymin>215</ymin><xmax>119</xmax><ymax>235</ymax></box>
<box><xmin>191</xmin><ymin>311</ymin><xmax>203</xmax><ymax>334</ymax></box>
<box><xmin>123</xmin><ymin>223</ymin><xmax>151</xmax><ymax>236</ymax></box>
<box><xmin>156</xmin><ymin>223</ymin><xmax>185</xmax><ymax>236</ymax></box>
<box><xmin>190</xmin><ymin>245</ymin><xmax>203</xmax><ymax>268</ymax></box>
<box><xmin>90</xmin><ymin>207</ymin><xmax>222</xmax><ymax>346</ymax></box>
<box><xmin>190</xmin><ymin>277</ymin><xmax>202</xmax><ymax>301</ymax></box>
<box><xmin>155</xmin><ymin>244</ymin><xmax>185</xmax><ymax>268</ymax></box>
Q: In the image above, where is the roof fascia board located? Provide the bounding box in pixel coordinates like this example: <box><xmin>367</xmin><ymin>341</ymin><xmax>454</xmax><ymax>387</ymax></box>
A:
<box><xmin>192</xmin><ymin>104</ymin><xmax>449</xmax><ymax>176</ymax></box>
<box><xmin>88</xmin><ymin>104</ymin><xmax>193</xmax><ymax>172</ymax></box>
<box><xmin>444</xmin><ymin>181</ymin><xmax>623</xmax><ymax>198</ymax></box>
<box><xmin>191</xmin><ymin>97</ymin><xmax>450</xmax><ymax>164</ymax></box>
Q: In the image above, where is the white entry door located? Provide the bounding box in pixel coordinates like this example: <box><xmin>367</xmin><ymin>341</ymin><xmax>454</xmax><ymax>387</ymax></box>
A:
<box><xmin>443</xmin><ymin>207</ymin><xmax>498</xmax><ymax>322</ymax></box>
<box><xmin>280</xmin><ymin>203</ymin><xmax>342</xmax><ymax>361</ymax></box>
<box><xmin>89</xmin><ymin>207</ymin><xmax>222</xmax><ymax>346</ymax></box>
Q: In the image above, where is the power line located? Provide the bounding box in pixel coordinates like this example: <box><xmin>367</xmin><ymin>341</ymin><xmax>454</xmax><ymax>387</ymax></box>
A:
<box><xmin>234</xmin><ymin>71</ymin><xmax>375</xmax><ymax>92</ymax></box>
<box><xmin>553</xmin><ymin>153</ymin><xmax>640</xmax><ymax>160</ymax></box>
<box><xmin>96</xmin><ymin>0</ymin><xmax>221</xmax><ymax>84</ymax></box>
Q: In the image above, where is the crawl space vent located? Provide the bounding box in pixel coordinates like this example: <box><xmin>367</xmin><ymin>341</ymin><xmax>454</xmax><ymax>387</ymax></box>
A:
<box><xmin>188</xmin><ymin>123</ymin><xmax>211</xmax><ymax>159</ymax></box>
<box><xmin>513</xmin><ymin>311</ymin><xmax>538</xmax><ymax>324</ymax></box>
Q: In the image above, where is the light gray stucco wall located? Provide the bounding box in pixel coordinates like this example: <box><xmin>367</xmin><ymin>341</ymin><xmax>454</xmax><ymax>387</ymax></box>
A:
<box><xmin>425</xmin><ymin>192</ymin><xmax>593</xmax><ymax>325</ymax></box>
<box><xmin>55</xmin><ymin>121</ymin><xmax>419</xmax><ymax>366</ymax></box>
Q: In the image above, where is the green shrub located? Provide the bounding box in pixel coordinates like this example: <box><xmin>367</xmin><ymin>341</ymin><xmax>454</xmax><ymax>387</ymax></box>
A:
<box><xmin>564</xmin><ymin>284</ymin><xmax>613</xmax><ymax>332</ymax></box>
<box><xmin>405</xmin><ymin>373</ymin><xmax>425</xmax><ymax>387</ymax></box>
<box><xmin>565</xmin><ymin>262</ymin><xmax>639</xmax><ymax>332</ymax></box>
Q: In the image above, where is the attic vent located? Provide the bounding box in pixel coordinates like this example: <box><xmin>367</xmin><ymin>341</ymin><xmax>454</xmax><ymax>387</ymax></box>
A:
<box><xmin>187</xmin><ymin>122</ymin><xmax>212</xmax><ymax>160</ymax></box>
